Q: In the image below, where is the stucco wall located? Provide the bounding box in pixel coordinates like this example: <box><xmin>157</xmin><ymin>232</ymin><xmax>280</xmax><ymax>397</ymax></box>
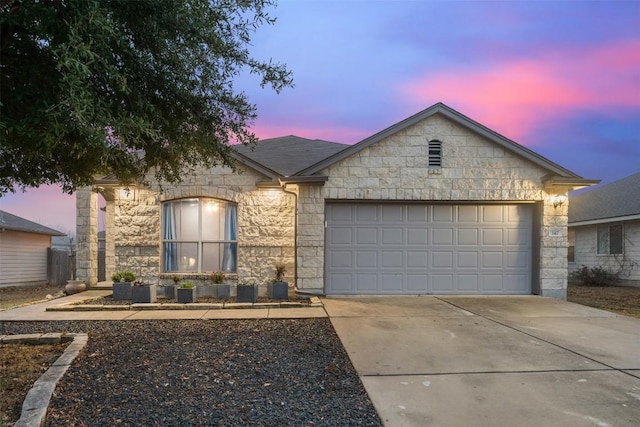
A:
<box><xmin>570</xmin><ymin>220</ymin><xmax>640</xmax><ymax>282</ymax></box>
<box><xmin>295</xmin><ymin>113</ymin><xmax>569</xmax><ymax>298</ymax></box>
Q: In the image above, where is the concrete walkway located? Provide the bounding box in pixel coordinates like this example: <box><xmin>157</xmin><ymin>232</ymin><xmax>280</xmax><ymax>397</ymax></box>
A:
<box><xmin>323</xmin><ymin>296</ymin><xmax>640</xmax><ymax>427</ymax></box>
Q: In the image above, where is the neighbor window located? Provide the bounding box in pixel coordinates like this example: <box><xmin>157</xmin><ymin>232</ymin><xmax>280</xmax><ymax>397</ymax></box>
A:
<box><xmin>428</xmin><ymin>140</ymin><xmax>442</xmax><ymax>167</ymax></box>
<box><xmin>596</xmin><ymin>224</ymin><xmax>623</xmax><ymax>255</ymax></box>
<box><xmin>162</xmin><ymin>198</ymin><xmax>237</xmax><ymax>272</ymax></box>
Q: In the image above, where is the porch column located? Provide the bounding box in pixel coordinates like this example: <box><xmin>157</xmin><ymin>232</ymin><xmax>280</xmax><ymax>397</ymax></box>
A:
<box><xmin>76</xmin><ymin>187</ymin><xmax>99</xmax><ymax>286</ymax></box>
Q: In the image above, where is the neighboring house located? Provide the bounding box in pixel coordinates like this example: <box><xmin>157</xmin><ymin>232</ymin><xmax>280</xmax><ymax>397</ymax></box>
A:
<box><xmin>568</xmin><ymin>172</ymin><xmax>640</xmax><ymax>285</ymax></box>
<box><xmin>0</xmin><ymin>210</ymin><xmax>65</xmax><ymax>287</ymax></box>
<box><xmin>76</xmin><ymin>103</ymin><xmax>598</xmax><ymax>300</ymax></box>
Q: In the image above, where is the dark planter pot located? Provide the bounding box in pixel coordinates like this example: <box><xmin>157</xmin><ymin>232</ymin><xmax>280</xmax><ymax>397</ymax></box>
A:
<box><xmin>131</xmin><ymin>284</ymin><xmax>157</xmax><ymax>303</ymax></box>
<box><xmin>214</xmin><ymin>284</ymin><xmax>231</xmax><ymax>299</ymax></box>
<box><xmin>164</xmin><ymin>285</ymin><xmax>177</xmax><ymax>299</ymax></box>
<box><xmin>236</xmin><ymin>284</ymin><xmax>258</xmax><ymax>303</ymax></box>
<box><xmin>177</xmin><ymin>287</ymin><xmax>197</xmax><ymax>303</ymax></box>
<box><xmin>113</xmin><ymin>282</ymin><xmax>132</xmax><ymax>300</ymax></box>
<box><xmin>268</xmin><ymin>281</ymin><xmax>289</xmax><ymax>299</ymax></box>
<box><xmin>197</xmin><ymin>285</ymin><xmax>214</xmax><ymax>297</ymax></box>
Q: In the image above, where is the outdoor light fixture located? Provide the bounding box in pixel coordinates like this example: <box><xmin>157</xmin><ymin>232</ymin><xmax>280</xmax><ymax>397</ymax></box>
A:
<box><xmin>552</xmin><ymin>194</ymin><xmax>567</xmax><ymax>208</ymax></box>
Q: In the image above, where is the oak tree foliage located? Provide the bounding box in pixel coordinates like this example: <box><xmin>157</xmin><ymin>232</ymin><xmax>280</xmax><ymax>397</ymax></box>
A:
<box><xmin>0</xmin><ymin>0</ymin><xmax>293</xmax><ymax>194</ymax></box>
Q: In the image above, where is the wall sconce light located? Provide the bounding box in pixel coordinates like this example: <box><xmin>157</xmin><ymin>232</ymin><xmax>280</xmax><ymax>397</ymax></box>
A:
<box><xmin>553</xmin><ymin>194</ymin><xmax>567</xmax><ymax>208</ymax></box>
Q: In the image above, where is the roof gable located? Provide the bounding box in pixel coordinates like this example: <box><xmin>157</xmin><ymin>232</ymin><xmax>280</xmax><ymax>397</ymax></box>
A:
<box><xmin>0</xmin><ymin>210</ymin><xmax>65</xmax><ymax>236</ymax></box>
<box><xmin>232</xmin><ymin>135</ymin><xmax>348</xmax><ymax>177</ymax></box>
<box><xmin>569</xmin><ymin>172</ymin><xmax>640</xmax><ymax>224</ymax></box>
<box><xmin>295</xmin><ymin>102</ymin><xmax>583</xmax><ymax>178</ymax></box>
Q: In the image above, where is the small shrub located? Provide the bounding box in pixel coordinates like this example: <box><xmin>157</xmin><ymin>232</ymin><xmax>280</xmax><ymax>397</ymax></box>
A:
<box><xmin>210</xmin><ymin>271</ymin><xmax>225</xmax><ymax>284</ymax></box>
<box><xmin>180</xmin><ymin>282</ymin><xmax>195</xmax><ymax>289</ymax></box>
<box><xmin>171</xmin><ymin>275</ymin><xmax>181</xmax><ymax>285</ymax></box>
<box><xmin>569</xmin><ymin>265</ymin><xmax>619</xmax><ymax>286</ymax></box>
<box><xmin>274</xmin><ymin>263</ymin><xmax>286</xmax><ymax>282</ymax></box>
<box><xmin>111</xmin><ymin>270</ymin><xmax>136</xmax><ymax>283</ymax></box>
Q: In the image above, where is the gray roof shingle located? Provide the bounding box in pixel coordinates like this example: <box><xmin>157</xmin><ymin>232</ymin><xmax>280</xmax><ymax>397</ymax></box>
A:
<box><xmin>569</xmin><ymin>172</ymin><xmax>640</xmax><ymax>224</ymax></box>
<box><xmin>232</xmin><ymin>135</ymin><xmax>348</xmax><ymax>177</ymax></box>
<box><xmin>0</xmin><ymin>210</ymin><xmax>66</xmax><ymax>236</ymax></box>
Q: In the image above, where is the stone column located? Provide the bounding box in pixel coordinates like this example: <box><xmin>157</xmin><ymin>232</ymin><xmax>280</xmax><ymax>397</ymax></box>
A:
<box><xmin>539</xmin><ymin>191</ymin><xmax>569</xmax><ymax>300</ymax></box>
<box><xmin>75</xmin><ymin>187</ymin><xmax>99</xmax><ymax>286</ymax></box>
<box><xmin>105</xmin><ymin>199</ymin><xmax>115</xmax><ymax>282</ymax></box>
<box><xmin>296</xmin><ymin>184</ymin><xmax>325</xmax><ymax>293</ymax></box>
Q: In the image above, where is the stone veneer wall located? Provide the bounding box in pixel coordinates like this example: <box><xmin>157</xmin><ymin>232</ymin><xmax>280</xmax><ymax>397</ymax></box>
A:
<box><xmin>80</xmin><ymin>164</ymin><xmax>296</xmax><ymax>295</ymax></box>
<box><xmin>295</xmin><ymin>114</ymin><xmax>571</xmax><ymax>299</ymax></box>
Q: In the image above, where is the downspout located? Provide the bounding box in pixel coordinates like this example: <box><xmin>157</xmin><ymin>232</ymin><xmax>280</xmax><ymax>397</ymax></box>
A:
<box><xmin>281</xmin><ymin>183</ymin><xmax>299</xmax><ymax>294</ymax></box>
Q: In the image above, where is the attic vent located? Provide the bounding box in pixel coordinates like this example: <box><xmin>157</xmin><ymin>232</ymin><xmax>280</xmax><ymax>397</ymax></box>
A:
<box><xmin>428</xmin><ymin>140</ymin><xmax>442</xmax><ymax>167</ymax></box>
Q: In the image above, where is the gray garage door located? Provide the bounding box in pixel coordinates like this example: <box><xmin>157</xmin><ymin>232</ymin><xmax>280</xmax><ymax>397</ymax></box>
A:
<box><xmin>325</xmin><ymin>203</ymin><xmax>532</xmax><ymax>295</ymax></box>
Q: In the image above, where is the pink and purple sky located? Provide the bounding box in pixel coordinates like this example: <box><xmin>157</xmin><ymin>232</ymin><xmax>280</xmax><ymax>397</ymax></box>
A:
<box><xmin>1</xmin><ymin>0</ymin><xmax>639</xmax><ymax>235</ymax></box>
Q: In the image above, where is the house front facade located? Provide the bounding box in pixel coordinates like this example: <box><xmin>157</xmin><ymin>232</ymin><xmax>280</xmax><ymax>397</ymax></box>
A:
<box><xmin>77</xmin><ymin>103</ymin><xmax>597</xmax><ymax>300</ymax></box>
<box><xmin>569</xmin><ymin>173</ymin><xmax>640</xmax><ymax>285</ymax></box>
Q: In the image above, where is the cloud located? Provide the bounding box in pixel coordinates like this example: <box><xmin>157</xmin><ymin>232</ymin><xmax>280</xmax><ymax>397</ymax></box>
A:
<box><xmin>399</xmin><ymin>40</ymin><xmax>640</xmax><ymax>144</ymax></box>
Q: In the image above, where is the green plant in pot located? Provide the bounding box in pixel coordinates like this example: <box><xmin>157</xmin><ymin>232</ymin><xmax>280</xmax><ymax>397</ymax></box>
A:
<box><xmin>131</xmin><ymin>279</ymin><xmax>157</xmax><ymax>303</ymax></box>
<box><xmin>268</xmin><ymin>263</ymin><xmax>289</xmax><ymax>299</ymax></box>
<box><xmin>236</xmin><ymin>280</ymin><xmax>258</xmax><ymax>303</ymax></box>
<box><xmin>210</xmin><ymin>271</ymin><xmax>230</xmax><ymax>298</ymax></box>
<box><xmin>112</xmin><ymin>270</ymin><xmax>136</xmax><ymax>300</ymax></box>
<box><xmin>177</xmin><ymin>281</ymin><xmax>197</xmax><ymax>303</ymax></box>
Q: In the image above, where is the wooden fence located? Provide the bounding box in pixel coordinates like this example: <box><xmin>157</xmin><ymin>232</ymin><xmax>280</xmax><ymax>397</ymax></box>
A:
<box><xmin>47</xmin><ymin>249</ymin><xmax>76</xmax><ymax>286</ymax></box>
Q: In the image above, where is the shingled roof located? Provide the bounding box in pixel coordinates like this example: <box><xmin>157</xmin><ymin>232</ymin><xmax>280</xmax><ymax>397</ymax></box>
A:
<box><xmin>569</xmin><ymin>172</ymin><xmax>640</xmax><ymax>225</ymax></box>
<box><xmin>232</xmin><ymin>135</ymin><xmax>348</xmax><ymax>177</ymax></box>
<box><xmin>0</xmin><ymin>210</ymin><xmax>65</xmax><ymax>236</ymax></box>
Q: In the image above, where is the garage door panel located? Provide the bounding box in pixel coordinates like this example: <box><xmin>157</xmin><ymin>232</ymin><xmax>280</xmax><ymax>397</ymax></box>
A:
<box><xmin>329</xmin><ymin>228</ymin><xmax>352</xmax><ymax>245</ymax></box>
<box><xmin>482</xmin><ymin>229</ymin><xmax>504</xmax><ymax>245</ymax></box>
<box><xmin>458</xmin><ymin>205</ymin><xmax>479</xmax><ymax>222</ymax></box>
<box><xmin>407</xmin><ymin>205</ymin><xmax>428</xmax><ymax>222</ymax></box>
<box><xmin>407</xmin><ymin>274</ymin><xmax>428</xmax><ymax>291</ymax></box>
<box><xmin>432</xmin><ymin>274</ymin><xmax>454</xmax><ymax>292</ymax></box>
<box><xmin>326</xmin><ymin>203</ymin><xmax>532</xmax><ymax>295</ymax></box>
<box><xmin>382</xmin><ymin>205</ymin><xmax>403</xmax><ymax>221</ymax></box>
<box><xmin>433</xmin><ymin>205</ymin><xmax>453</xmax><ymax>221</ymax></box>
<box><xmin>356</xmin><ymin>251</ymin><xmax>377</xmax><ymax>268</ymax></box>
<box><xmin>458</xmin><ymin>274</ymin><xmax>479</xmax><ymax>291</ymax></box>
<box><xmin>457</xmin><ymin>251</ymin><xmax>479</xmax><ymax>268</ymax></box>
<box><xmin>382</xmin><ymin>228</ymin><xmax>403</xmax><ymax>244</ymax></box>
<box><xmin>330</xmin><ymin>251</ymin><xmax>353</xmax><ymax>268</ymax></box>
<box><xmin>483</xmin><ymin>205</ymin><xmax>504</xmax><ymax>222</ymax></box>
<box><xmin>432</xmin><ymin>251</ymin><xmax>453</xmax><ymax>268</ymax></box>
<box><xmin>382</xmin><ymin>251</ymin><xmax>403</xmax><ymax>268</ymax></box>
<box><xmin>356</xmin><ymin>205</ymin><xmax>378</xmax><ymax>221</ymax></box>
<box><xmin>356</xmin><ymin>228</ymin><xmax>378</xmax><ymax>244</ymax></box>
<box><xmin>432</xmin><ymin>228</ymin><xmax>453</xmax><ymax>245</ymax></box>
<box><xmin>482</xmin><ymin>252</ymin><xmax>503</xmax><ymax>268</ymax></box>
<box><xmin>407</xmin><ymin>251</ymin><xmax>428</xmax><ymax>268</ymax></box>
<box><xmin>408</xmin><ymin>228</ymin><xmax>428</xmax><ymax>245</ymax></box>
<box><xmin>355</xmin><ymin>274</ymin><xmax>377</xmax><ymax>291</ymax></box>
<box><xmin>382</xmin><ymin>274</ymin><xmax>403</xmax><ymax>291</ymax></box>
<box><xmin>457</xmin><ymin>229</ymin><xmax>478</xmax><ymax>245</ymax></box>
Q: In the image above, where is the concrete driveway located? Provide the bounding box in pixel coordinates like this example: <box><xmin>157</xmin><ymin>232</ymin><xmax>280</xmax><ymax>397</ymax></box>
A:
<box><xmin>323</xmin><ymin>296</ymin><xmax>640</xmax><ymax>427</ymax></box>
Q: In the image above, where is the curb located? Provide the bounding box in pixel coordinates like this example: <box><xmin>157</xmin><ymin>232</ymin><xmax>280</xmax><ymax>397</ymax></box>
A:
<box><xmin>5</xmin><ymin>333</ymin><xmax>89</xmax><ymax>427</ymax></box>
<box><xmin>46</xmin><ymin>296</ymin><xmax>324</xmax><ymax>312</ymax></box>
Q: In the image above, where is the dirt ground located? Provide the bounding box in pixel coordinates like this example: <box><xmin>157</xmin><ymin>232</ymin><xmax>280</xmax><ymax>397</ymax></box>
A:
<box><xmin>0</xmin><ymin>284</ymin><xmax>65</xmax><ymax>310</ymax></box>
<box><xmin>567</xmin><ymin>284</ymin><xmax>640</xmax><ymax>319</ymax></box>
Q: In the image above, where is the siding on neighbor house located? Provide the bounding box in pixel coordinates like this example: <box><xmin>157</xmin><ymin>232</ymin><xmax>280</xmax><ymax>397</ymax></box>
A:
<box><xmin>295</xmin><ymin>113</ymin><xmax>569</xmax><ymax>298</ymax></box>
<box><xmin>77</xmin><ymin>163</ymin><xmax>296</xmax><ymax>293</ymax></box>
<box><xmin>0</xmin><ymin>230</ymin><xmax>51</xmax><ymax>286</ymax></box>
<box><xmin>571</xmin><ymin>220</ymin><xmax>640</xmax><ymax>281</ymax></box>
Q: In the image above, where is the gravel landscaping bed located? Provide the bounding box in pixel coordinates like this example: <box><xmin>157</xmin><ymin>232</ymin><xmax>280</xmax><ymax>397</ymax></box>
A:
<box><xmin>1</xmin><ymin>319</ymin><xmax>381</xmax><ymax>426</ymax></box>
